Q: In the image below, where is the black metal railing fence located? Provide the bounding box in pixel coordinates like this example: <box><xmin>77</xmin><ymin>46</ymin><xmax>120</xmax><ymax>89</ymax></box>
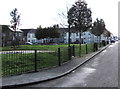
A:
<box><xmin>1</xmin><ymin>43</ymin><xmax>107</xmax><ymax>76</ymax></box>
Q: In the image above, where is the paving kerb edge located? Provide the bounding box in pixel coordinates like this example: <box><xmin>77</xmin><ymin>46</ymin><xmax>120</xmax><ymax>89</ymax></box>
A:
<box><xmin>2</xmin><ymin>44</ymin><xmax>110</xmax><ymax>88</ymax></box>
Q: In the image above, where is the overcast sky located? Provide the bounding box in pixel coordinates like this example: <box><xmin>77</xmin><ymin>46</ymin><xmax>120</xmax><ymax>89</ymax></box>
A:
<box><xmin>0</xmin><ymin>0</ymin><xmax>119</xmax><ymax>36</ymax></box>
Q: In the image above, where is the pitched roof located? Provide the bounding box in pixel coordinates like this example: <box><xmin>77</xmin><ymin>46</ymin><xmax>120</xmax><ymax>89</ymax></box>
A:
<box><xmin>20</xmin><ymin>29</ymin><xmax>33</xmax><ymax>36</ymax></box>
<box><xmin>28</xmin><ymin>29</ymin><xmax>37</xmax><ymax>33</ymax></box>
<box><xmin>2</xmin><ymin>25</ymin><xmax>23</xmax><ymax>32</ymax></box>
<box><xmin>9</xmin><ymin>27</ymin><xmax>23</xmax><ymax>32</ymax></box>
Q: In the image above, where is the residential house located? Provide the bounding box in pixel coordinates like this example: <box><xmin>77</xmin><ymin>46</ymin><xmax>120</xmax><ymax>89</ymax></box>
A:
<box><xmin>22</xmin><ymin>27</ymin><xmax>109</xmax><ymax>45</ymax></box>
<box><xmin>27</xmin><ymin>29</ymin><xmax>49</xmax><ymax>44</ymax></box>
<box><xmin>27</xmin><ymin>29</ymin><xmax>38</xmax><ymax>43</ymax></box>
<box><xmin>2</xmin><ymin>25</ymin><xmax>23</xmax><ymax>47</ymax></box>
<box><xmin>20</xmin><ymin>29</ymin><xmax>33</xmax><ymax>44</ymax></box>
<box><xmin>64</xmin><ymin>30</ymin><xmax>108</xmax><ymax>44</ymax></box>
<box><xmin>26</xmin><ymin>28</ymin><xmax>65</xmax><ymax>44</ymax></box>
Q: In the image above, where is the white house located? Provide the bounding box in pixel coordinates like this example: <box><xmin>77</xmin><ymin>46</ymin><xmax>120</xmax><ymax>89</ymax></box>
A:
<box><xmin>27</xmin><ymin>29</ymin><xmax>48</xmax><ymax>44</ymax></box>
<box><xmin>64</xmin><ymin>30</ymin><xmax>108</xmax><ymax>44</ymax></box>
<box><xmin>26</xmin><ymin>28</ymin><xmax>66</xmax><ymax>44</ymax></box>
<box><xmin>25</xmin><ymin>28</ymin><xmax>109</xmax><ymax>44</ymax></box>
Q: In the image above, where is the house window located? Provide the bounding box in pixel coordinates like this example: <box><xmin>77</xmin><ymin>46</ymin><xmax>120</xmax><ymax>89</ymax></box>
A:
<box><xmin>76</xmin><ymin>33</ymin><xmax>78</xmax><ymax>36</ymax></box>
<box><xmin>15</xmin><ymin>33</ymin><xmax>18</xmax><ymax>36</ymax></box>
<box><xmin>63</xmin><ymin>33</ymin><xmax>66</xmax><ymax>37</ymax></box>
<box><xmin>19</xmin><ymin>33</ymin><xmax>22</xmax><ymax>37</ymax></box>
<box><xmin>23</xmin><ymin>38</ymin><xmax>25</xmax><ymax>41</ymax></box>
<box><xmin>32</xmin><ymin>34</ymin><xmax>35</xmax><ymax>38</ymax></box>
<box><xmin>82</xmin><ymin>33</ymin><xmax>85</xmax><ymax>36</ymax></box>
<box><xmin>28</xmin><ymin>34</ymin><xmax>31</xmax><ymax>38</ymax></box>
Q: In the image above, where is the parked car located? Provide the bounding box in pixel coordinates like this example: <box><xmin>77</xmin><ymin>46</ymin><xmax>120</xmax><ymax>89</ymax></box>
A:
<box><xmin>73</xmin><ymin>40</ymin><xmax>80</xmax><ymax>44</ymax></box>
<box><xmin>110</xmin><ymin>40</ymin><xmax>115</xmax><ymax>43</ymax></box>
<box><xmin>26</xmin><ymin>42</ymin><xmax>33</xmax><ymax>45</ymax></box>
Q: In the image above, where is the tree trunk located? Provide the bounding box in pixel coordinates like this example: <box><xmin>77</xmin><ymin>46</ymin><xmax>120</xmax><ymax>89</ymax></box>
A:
<box><xmin>96</xmin><ymin>36</ymin><xmax>99</xmax><ymax>49</ymax></box>
<box><xmin>13</xmin><ymin>31</ymin><xmax>17</xmax><ymax>47</ymax></box>
<box><xmin>93</xmin><ymin>34</ymin><xmax>95</xmax><ymax>52</ymax></box>
<box><xmin>99</xmin><ymin>36</ymin><xmax>101</xmax><ymax>47</ymax></box>
<box><xmin>79</xmin><ymin>30</ymin><xmax>82</xmax><ymax>57</ymax></box>
<box><xmin>93</xmin><ymin>34</ymin><xmax>94</xmax><ymax>43</ymax></box>
<box><xmin>68</xmin><ymin>25</ymin><xmax>71</xmax><ymax>47</ymax></box>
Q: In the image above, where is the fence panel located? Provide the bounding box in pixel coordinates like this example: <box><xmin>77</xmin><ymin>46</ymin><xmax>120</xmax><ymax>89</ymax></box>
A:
<box><xmin>2</xmin><ymin>50</ymin><xmax>35</xmax><ymax>76</ymax></box>
<box><xmin>74</xmin><ymin>45</ymin><xmax>80</xmax><ymax>57</ymax></box>
<box><xmin>36</xmin><ymin>50</ymin><xmax>58</xmax><ymax>70</ymax></box>
<box><xmin>87</xmin><ymin>43</ymin><xmax>94</xmax><ymax>53</ymax></box>
<box><xmin>81</xmin><ymin>44</ymin><xmax>86</xmax><ymax>56</ymax></box>
<box><xmin>60</xmin><ymin>47</ymin><xmax>69</xmax><ymax>64</ymax></box>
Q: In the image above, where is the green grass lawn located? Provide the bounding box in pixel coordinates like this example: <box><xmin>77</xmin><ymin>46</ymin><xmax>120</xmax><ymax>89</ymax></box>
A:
<box><xmin>1</xmin><ymin>44</ymin><xmax>80</xmax><ymax>51</ymax></box>
<box><xmin>1</xmin><ymin>44</ymin><xmax>94</xmax><ymax>76</ymax></box>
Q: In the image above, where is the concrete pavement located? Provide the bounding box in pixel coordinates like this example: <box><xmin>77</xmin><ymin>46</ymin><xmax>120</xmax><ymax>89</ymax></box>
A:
<box><xmin>1</xmin><ymin>44</ymin><xmax>110</xmax><ymax>88</ymax></box>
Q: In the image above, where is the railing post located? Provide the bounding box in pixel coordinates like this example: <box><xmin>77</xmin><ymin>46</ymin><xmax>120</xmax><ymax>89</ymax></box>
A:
<box><xmin>58</xmin><ymin>48</ymin><xmax>61</xmax><ymax>66</ymax></box>
<box><xmin>68</xmin><ymin>46</ymin><xmax>71</xmax><ymax>60</ymax></box>
<box><xmin>73</xmin><ymin>45</ymin><xmax>75</xmax><ymax>57</ymax></box>
<box><xmin>93</xmin><ymin>43</ymin><xmax>98</xmax><ymax>52</ymax></box>
<box><xmin>79</xmin><ymin>44</ymin><xmax>81</xmax><ymax>57</ymax></box>
<box><xmin>99</xmin><ymin>42</ymin><xmax>101</xmax><ymax>48</ymax></box>
<box><xmin>34</xmin><ymin>50</ymin><xmax>37</xmax><ymax>72</ymax></box>
<box><xmin>96</xmin><ymin>43</ymin><xmax>98</xmax><ymax>51</ymax></box>
<box><xmin>93</xmin><ymin>43</ymin><xmax>95</xmax><ymax>52</ymax></box>
<box><xmin>86</xmin><ymin>44</ymin><xmax>88</xmax><ymax>54</ymax></box>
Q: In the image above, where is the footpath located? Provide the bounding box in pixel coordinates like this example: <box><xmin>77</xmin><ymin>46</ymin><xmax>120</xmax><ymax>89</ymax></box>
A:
<box><xmin>1</xmin><ymin>45</ymin><xmax>110</xmax><ymax>88</ymax></box>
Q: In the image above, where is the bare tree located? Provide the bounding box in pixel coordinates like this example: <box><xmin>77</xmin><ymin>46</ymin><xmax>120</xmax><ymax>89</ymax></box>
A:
<box><xmin>10</xmin><ymin>8</ymin><xmax>21</xmax><ymax>46</ymax></box>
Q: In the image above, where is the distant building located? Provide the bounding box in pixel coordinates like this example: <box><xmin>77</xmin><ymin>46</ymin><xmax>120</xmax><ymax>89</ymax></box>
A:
<box><xmin>2</xmin><ymin>25</ymin><xmax>23</xmax><ymax>47</ymax></box>
<box><xmin>64</xmin><ymin>30</ymin><xmax>108</xmax><ymax>44</ymax></box>
<box><xmin>26</xmin><ymin>28</ymin><xmax>65</xmax><ymax>44</ymax></box>
<box><xmin>21</xmin><ymin>27</ymin><xmax>109</xmax><ymax>45</ymax></box>
<box><xmin>27</xmin><ymin>29</ymin><xmax>39</xmax><ymax>43</ymax></box>
<box><xmin>21</xmin><ymin>29</ymin><xmax>33</xmax><ymax>44</ymax></box>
